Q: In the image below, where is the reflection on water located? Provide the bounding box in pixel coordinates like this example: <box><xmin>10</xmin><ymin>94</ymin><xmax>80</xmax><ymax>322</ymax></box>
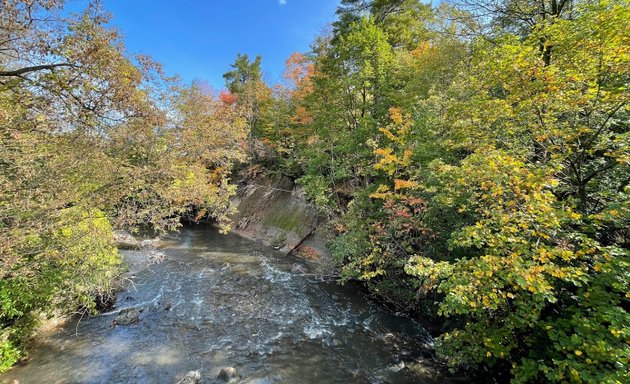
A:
<box><xmin>1</xmin><ymin>226</ymin><xmax>456</xmax><ymax>384</ymax></box>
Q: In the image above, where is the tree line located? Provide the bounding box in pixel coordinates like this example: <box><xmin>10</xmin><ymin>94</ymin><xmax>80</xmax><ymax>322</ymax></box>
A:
<box><xmin>0</xmin><ymin>0</ymin><xmax>247</xmax><ymax>370</ymax></box>
<box><xmin>224</xmin><ymin>0</ymin><xmax>628</xmax><ymax>382</ymax></box>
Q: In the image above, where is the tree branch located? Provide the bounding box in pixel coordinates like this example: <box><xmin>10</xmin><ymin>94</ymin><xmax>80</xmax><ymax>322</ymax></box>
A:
<box><xmin>0</xmin><ymin>63</ymin><xmax>75</xmax><ymax>77</ymax></box>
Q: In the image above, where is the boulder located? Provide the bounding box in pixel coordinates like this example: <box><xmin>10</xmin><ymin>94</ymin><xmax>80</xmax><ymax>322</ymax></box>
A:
<box><xmin>114</xmin><ymin>231</ymin><xmax>141</xmax><ymax>250</ymax></box>
<box><xmin>114</xmin><ymin>232</ymin><xmax>161</xmax><ymax>250</ymax></box>
<box><xmin>141</xmin><ymin>237</ymin><xmax>160</xmax><ymax>249</ymax></box>
<box><xmin>176</xmin><ymin>370</ymin><xmax>202</xmax><ymax>384</ymax></box>
<box><xmin>218</xmin><ymin>367</ymin><xmax>239</xmax><ymax>382</ymax></box>
<box><xmin>113</xmin><ymin>307</ymin><xmax>141</xmax><ymax>325</ymax></box>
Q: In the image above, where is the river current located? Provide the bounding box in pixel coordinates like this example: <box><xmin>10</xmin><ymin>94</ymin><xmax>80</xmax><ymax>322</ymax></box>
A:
<box><xmin>1</xmin><ymin>226</ymin><xmax>458</xmax><ymax>384</ymax></box>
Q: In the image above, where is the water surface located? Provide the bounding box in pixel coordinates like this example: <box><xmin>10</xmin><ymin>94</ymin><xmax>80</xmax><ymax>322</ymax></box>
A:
<box><xmin>1</xmin><ymin>226</ymin><xmax>454</xmax><ymax>384</ymax></box>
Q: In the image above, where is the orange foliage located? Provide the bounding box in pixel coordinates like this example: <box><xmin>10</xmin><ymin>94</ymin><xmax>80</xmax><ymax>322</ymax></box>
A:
<box><xmin>394</xmin><ymin>179</ymin><xmax>419</xmax><ymax>190</ymax></box>
<box><xmin>283</xmin><ymin>52</ymin><xmax>315</xmax><ymax>90</ymax></box>
<box><xmin>283</xmin><ymin>52</ymin><xmax>315</xmax><ymax>125</ymax></box>
<box><xmin>291</xmin><ymin>105</ymin><xmax>313</xmax><ymax>125</ymax></box>
<box><xmin>298</xmin><ymin>245</ymin><xmax>321</xmax><ymax>260</ymax></box>
<box><xmin>219</xmin><ymin>89</ymin><xmax>236</xmax><ymax>105</ymax></box>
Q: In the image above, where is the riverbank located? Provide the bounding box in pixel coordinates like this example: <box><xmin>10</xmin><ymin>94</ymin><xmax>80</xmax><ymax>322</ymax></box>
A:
<box><xmin>230</xmin><ymin>174</ymin><xmax>335</xmax><ymax>275</ymax></box>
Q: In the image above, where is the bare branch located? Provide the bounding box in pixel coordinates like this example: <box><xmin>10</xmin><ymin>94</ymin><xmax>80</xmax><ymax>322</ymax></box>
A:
<box><xmin>0</xmin><ymin>63</ymin><xmax>75</xmax><ymax>77</ymax></box>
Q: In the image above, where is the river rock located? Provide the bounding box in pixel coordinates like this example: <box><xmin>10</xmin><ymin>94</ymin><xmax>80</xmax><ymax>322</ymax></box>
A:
<box><xmin>403</xmin><ymin>360</ymin><xmax>437</xmax><ymax>376</ymax></box>
<box><xmin>113</xmin><ymin>307</ymin><xmax>141</xmax><ymax>325</ymax></box>
<box><xmin>114</xmin><ymin>231</ymin><xmax>162</xmax><ymax>250</ymax></box>
<box><xmin>290</xmin><ymin>263</ymin><xmax>308</xmax><ymax>274</ymax></box>
<box><xmin>243</xmin><ymin>379</ymin><xmax>272</xmax><ymax>384</ymax></box>
<box><xmin>177</xmin><ymin>370</ymin><xmax>202</xmax><ymax>384</ymax></box>
<box><xmin>218</xmin><ymin>367</ymin><xmax>239</xmax><ymax>382</ymax></box>
<box><xmin>115</xmin><ymin>231</ymin><xmax>141</xmax><ymax>250</ymax></box>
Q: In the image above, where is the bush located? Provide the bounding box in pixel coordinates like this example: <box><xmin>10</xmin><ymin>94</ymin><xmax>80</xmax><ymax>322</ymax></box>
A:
<box><xmin>0</xmin><ymin>207</ymin><xmax>122</xmax><ymax>371</ymax></box>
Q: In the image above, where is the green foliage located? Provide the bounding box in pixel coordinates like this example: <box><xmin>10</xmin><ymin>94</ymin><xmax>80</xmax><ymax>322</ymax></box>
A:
<box><xmin>335</xmin><ymin>0</ymin><xmax>434</xmax><ymax>49</ymax></box>
<box><xmin>222</xmin><ymin>53</ymin><xmax>272</xmax><ymax>156</ymax></box>
<box><xmin>0</xmin><ymin>207</ymin><xmax>121</xmax><ymax>371</ymax></box>
<box><xmin>223</xmin><ymin>53</ymin><xmax>263</xmax><ymax>94</ymax></box>
<box><xmin>295</xmin><ymin>17</ymin><xmax>395</xmax><ymax>209</ymax></box>
<box><xmin>267</xmin><ymin>0</ymin><xmax>630</xmax><ymax>382</ymax></box>
<box><xmin>0</xmin><ymin>339</ymin><xmax>19</xmax><ymax>373</ymax></box>
<box><xmin>406</xmin><ymin>150</ymin><xmax>629</xmax><ymax>383</ymax></box>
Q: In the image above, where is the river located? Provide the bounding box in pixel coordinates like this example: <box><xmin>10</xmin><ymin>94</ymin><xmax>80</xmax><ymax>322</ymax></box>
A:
<box><xmin>1</xmin><ymin>226</ymin><xmax>459</xmax><ymax>384</ymax></box>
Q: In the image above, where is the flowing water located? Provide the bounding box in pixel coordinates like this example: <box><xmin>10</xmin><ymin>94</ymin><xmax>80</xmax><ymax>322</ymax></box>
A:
<box><xmin>1</xmin><ymin>226</ymin><xmax>459</xmax><ymax>384</ymax></box>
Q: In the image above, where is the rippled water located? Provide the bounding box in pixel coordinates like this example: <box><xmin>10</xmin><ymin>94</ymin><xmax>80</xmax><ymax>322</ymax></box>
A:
<box><xmin>1</xmin><ymin>226</ymin><xmax>458</xmax><ymax>384</ymax></box>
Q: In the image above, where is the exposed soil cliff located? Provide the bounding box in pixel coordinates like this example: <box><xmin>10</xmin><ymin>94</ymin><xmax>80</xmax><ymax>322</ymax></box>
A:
<box><xmin>230</xmin><ymin>175</ymin><xmax>334</xmax><ymax>272</ymax></box>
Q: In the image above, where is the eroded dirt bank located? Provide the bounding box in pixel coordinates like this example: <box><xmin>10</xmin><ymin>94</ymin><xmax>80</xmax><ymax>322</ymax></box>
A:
<box><xmin>230</xmin><ymin>175</ymin><xmax>335</xmax><ymax>273</ymax></box>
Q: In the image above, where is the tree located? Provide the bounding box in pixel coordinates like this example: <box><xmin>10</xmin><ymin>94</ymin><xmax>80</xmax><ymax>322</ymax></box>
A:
<box><xmin>399</xmin><ymin>1</ymin><xmax>629</xmax><ymax>382</ymax></box>
<box><xmin>314</xmin><ymin>1</ymin><xmax>628</xmax><ymax>382</ymax></box>
<box><xmin>449</xmin><ymin>0</ymin><xmax>577</xmax><ymax>65</ymax></box>
<box><xmin>222</xmin><ymin>53</ymin><xmax>271</xmax><ymax>154</ymax></box>
<box><xmin>1</xmin><ymin>1</ymin><xmax>246</xmax><ymax>369</ymax></box>
<box><xmin>296</xmin><ymin>17</ymin><xmax>395</xmax><ymax>209</ymax></box>
<box><xmin>223</xmin><ymin>53</ymin><xmax>263</xmax><ymax>94</ymax></box>
<box><xmin>335</xmin><ymin>0</ymin><xmax>434</xmax><ymax>49</ymax></box>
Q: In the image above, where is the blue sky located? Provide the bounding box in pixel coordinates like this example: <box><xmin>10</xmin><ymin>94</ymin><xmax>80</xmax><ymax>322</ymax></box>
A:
<box><xmin>99</xmin><ymin>0</ymin><xmax>340</xmax><ymax>89</ymax></box>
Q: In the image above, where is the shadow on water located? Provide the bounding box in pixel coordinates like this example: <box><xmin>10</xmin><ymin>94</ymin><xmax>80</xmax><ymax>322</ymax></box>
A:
<box><xmin>1</xmin><ymin>226</ymin><xmax>466</xmax><ymax>384</ymax></box>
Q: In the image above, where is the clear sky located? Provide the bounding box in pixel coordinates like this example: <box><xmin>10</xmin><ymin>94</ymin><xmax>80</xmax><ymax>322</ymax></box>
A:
<box><xmin>99</xmin><ymin>0</ymin><xmax>340</xmax><ymax>90</ymax></box>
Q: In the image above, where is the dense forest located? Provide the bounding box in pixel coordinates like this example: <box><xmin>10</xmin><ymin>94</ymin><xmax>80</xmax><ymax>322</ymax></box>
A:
<box><xmin>1</xmin><ymin>0</ymin><xmax>628</xmax><ymax>383</ymax></box>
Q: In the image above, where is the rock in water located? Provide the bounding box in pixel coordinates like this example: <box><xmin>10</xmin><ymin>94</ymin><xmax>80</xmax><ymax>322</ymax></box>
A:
<box><xmin>290</xmin><ymin>263</ymin><xmax>308</xmax><ymax>274</ymax></box>
<box><xmin>114</xmin><ymin>231</ymin><xmax>141</xmax><ymax>250</ymax></box>
<box><xmin>113</xmin><ymin>308</ymin><xmax>141</xmax><ymax>325</ymax></box>
<box><xmin>176</xmin><ymin>370</ymin><xmax>201</xmax><ymax>384</ymax></box>
<box><xmin>218</xmin><ymin>367</ymin><xmax>239</xmax><ymax>382</ymax></box>
<box><xmin>243</xmin><ymin>379</ymin><xmax>272</xmax><ymax>384</ymax></box>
